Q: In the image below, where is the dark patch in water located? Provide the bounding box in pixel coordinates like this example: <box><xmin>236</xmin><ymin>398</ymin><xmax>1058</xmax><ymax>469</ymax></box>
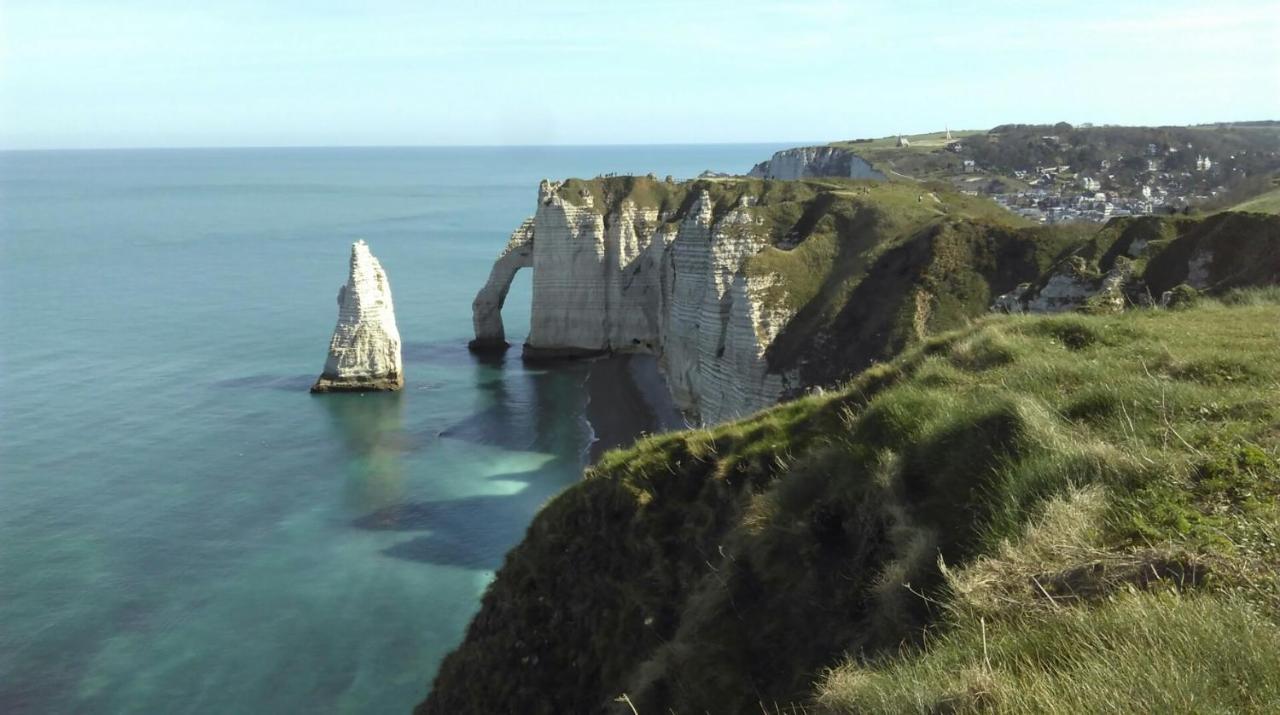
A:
<box><xmin>402</xmin><ymin>340</ymin><xmax>478</xmax><ymax>366</ymax></box>
<box><xmin>439</xmin><ymin>361</ymin><xmax>589</xmax><ymax>453</ymax></box>
<box><xmin>354</xmin><ymin>461</ymin><xmax>574</xmax><ymax>571</ymax></box>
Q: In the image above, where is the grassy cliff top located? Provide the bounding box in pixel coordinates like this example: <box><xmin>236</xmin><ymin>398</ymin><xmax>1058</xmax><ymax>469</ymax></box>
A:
<box><xmin>552</xmin><ymin>174</ymin><xmax>1016</xmax><ymax>226</ymax></box>
<box><xmin>422</xmin><ymin>290</ymin><xmax>1280</xmax><ymax>714</ymax></box>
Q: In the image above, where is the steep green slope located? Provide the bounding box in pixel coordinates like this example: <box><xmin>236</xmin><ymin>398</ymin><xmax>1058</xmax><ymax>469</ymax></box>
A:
<box><xmin>1231</xmin><ymin>184</ymin><xmax>1280</xmax><ymax>215</ymax></box>
<box><xmin>752</xmin><ymin>203</ymin><xmax>1278</xmax><ymax>387</ymax></box>
<box><xmin>421</xmin><ymin>292</ymin><xmax>1280</xmax><ymax>714</ymax></box>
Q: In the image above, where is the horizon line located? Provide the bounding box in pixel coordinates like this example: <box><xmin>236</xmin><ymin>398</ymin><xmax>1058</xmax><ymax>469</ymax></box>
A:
<box><xmin>0</xmin><ymin>140</ymin><xmax>823</xmax><ymax>153</ymax></box>
<box><xmin>5</xmin><ymin>119</ymin><xmax>1275</xmax><ymax>153</ymax></box>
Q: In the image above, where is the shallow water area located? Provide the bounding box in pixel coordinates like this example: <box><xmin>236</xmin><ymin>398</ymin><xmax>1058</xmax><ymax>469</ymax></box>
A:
<box><xmin>0</xmin><ymin>144</ymin><xmax>788</xmax><ymax>713</ymax></box>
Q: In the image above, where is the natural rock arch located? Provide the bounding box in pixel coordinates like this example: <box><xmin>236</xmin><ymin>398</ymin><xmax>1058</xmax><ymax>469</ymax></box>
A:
<box><xmin>469</xmin><ymin>218</ymin><xmax>534</xmax><ymax>351</ymax></box>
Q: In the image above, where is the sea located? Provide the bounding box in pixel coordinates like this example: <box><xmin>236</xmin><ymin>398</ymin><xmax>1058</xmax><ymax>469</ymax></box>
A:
<box><xmin>0</xmin><ymin>144</ymin><xmax>791</xmax><ymax>714</ymax></box>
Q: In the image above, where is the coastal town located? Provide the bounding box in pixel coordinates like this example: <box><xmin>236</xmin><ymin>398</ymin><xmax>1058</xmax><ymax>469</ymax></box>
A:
<box><xmin>981</xmin><ymin>150</ymin><xmax>1215</xmax><ymax>223</ymax></box>
<box><xmin>788</xmin><ymin>123</ymin><xmax>1280</xmax><ymax>225</ymax></box>
<box><xmin>946</xmin><ymin>133</ymin><xmax>1257</xmax><ymax>223</ymax></box>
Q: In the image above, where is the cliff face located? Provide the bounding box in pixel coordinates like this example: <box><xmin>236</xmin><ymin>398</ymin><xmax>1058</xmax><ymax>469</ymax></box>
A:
<box><xmin>472</xmin><ymin>175</ymin><xmax>1280</xmax><ymax>425</ymax></box>
<box><xmin>748</xmin><ymin>145</ymin><xmax>885</xmax><ymax>180</ymax></box>
<box><xmin>474</xmin><ymin>179</ymin><xmax>803</xmax><ymax>423</ymax></box>
<box><xmin>468</xmin><ymin>177</ymin><xmax>1072</xmax><ymax>422</ymax></box>
<box><xmin>312</xmin><ymin>240</ymin><xmax>403</xmax><ymax>392</ymax></box>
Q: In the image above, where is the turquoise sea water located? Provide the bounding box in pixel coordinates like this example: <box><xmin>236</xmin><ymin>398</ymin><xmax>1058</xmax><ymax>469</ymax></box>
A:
<box><xmin>0</xmin><ymin>144</ymin><xmax>788</xmax><ymax>714</ymax></box>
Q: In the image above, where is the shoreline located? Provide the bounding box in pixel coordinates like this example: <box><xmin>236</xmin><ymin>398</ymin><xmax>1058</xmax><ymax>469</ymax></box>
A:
<box><xmin>583</xmin><ymin>354</ymin><xmax>687</xmax><ymax>463</ymax></box>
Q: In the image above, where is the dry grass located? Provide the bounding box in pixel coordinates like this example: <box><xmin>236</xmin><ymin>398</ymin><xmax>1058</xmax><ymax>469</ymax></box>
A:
<box><xmin>816</xmin><ymin>591</ymin><xmax>1280</xmax><ymax>714</ymax></box>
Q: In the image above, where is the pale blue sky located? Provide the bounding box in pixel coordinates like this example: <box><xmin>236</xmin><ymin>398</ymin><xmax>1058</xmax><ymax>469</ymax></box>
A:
<box><xmin>1</xmin><ymin>0</ymin><xmax>1277</xmax><ymax>149</ymax></box>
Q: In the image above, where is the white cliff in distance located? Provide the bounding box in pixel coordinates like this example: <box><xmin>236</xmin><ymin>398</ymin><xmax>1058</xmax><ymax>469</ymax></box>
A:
<box><xmin>312</xmin><ymin>240</ymin><xmax>404</xmax><ymax>392</ymax></box>
<box><xmin>471</xmin><ymin>180</ymin><xmax>798</xmax><ymax>424</ymax></box>
<box><xmin>748</xmin><ymin>146</ymin><xmax>884</xmax><ymax>180</ymax></box>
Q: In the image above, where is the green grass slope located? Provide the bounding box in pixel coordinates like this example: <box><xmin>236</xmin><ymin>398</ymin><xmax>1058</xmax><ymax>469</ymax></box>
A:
<box><xmin>1230</xmin><ymin>184</ymin><xmax>1280</xmax><ymax>215</ymax></box>
<box><xmin>420</xmin><ymin>291</ymin><xmax>1280</xmax><ymax>714</ymax></box>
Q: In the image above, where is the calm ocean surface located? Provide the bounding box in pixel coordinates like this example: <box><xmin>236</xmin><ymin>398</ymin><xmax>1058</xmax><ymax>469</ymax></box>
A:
<box><xmin>0</xmin><ymin>144</ymin><xmax>789</xmax><ymax>714</ymax></box>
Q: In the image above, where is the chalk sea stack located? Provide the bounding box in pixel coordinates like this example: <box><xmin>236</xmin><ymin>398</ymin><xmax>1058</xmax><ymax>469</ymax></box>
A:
<box><xmin>311</xmin><ymin>240</ymin><xmax>403</xmax><ymax>393</ymax></box>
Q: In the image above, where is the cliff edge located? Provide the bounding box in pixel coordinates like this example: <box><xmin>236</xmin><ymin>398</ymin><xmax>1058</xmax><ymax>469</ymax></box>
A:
<box><xmin>424</xmin><ymin>292</ymin><xmax>1280</xmax><ymax>714</ymax></box>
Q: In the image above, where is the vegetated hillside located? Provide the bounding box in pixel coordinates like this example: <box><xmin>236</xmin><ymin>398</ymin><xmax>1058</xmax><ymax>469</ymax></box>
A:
<box><xmin>963</xmin><ymin>122</ymin><xmax>1280</xmax><ymax>180</ymax></box>
<box><xmin>831</xmin><ymin>122</ymin><xmax>1280</xmax><ymax>189</ymax></box>
<box><xmin>421</xmin><ymin>290</ymin><xmax>1280</xmax><ymax>714</ymax></box>
<box><xmin>821</xmin><ymin>122</ymin><xmax>1280</xmax><ymax>219</ymax></box>
<box><xmin>755</xmin><ymin>204</ymin><xmax>1278</xmax><ymax>389</ymax></box>
<box><xmin>1230</xmin><ymin>180</ymin><xmax>1280</xmax><ymax>215</ymax></box>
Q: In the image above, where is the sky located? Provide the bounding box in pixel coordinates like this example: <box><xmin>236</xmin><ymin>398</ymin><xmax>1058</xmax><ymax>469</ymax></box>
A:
<box><xmin>1</xmin><ymin>0</ymin><xmax>1278</xmax><ymax>149</ymax></box>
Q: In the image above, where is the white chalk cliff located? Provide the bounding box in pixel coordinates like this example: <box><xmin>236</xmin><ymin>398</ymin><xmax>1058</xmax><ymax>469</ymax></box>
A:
<box><xmin>313</xmin><ymin>240</ymin><xmax>404</xmax><ymax>392</ymax></box>
<box><xmin>472</xmin><ymin>181</ymin><xmax>798</xmax><ymax>424</ymax></box>
<box><xmin>471</xmin><ymin>219</ymin><xmax>534</xmax><ymax>350</ymax></box>
<box><xmin>749</xmin><ymin>146</ymin><xmax>884</xmax><ymax>180</ymax></box>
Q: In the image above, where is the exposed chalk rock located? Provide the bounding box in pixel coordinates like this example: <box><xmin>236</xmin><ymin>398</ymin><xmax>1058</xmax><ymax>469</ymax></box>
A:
<box><xmin>472</xmin><ymin>182</ymin><xmax>796</xmax><ymax>423</ymax></box>
<box><xmin>661</xmin><ymin>193</ymin><xmax>797</xmax><ymax>422</ymax></box>
<box><xmin>312</xmin><ymin>240</ymin><xmax>403</xmax><ymax>393</ymax></box>
<box><xmin>470</xmin><ymin>219</ymin><xmax>534</xmax><ymax>350</ymax></box>
<box><xmin>1186</xmin><ymin>250</ymin><xmax>1214</xmax><ymax>289</ymax></box>
<box><xmin>748</xmin><ymin>146</ymin><xmax>884</xmax><ymax>180</ymax></box>
<box><xmin>992</xmin><ymin>283</ymin><xmax>1031</xmax><ymax>314</ymax></box>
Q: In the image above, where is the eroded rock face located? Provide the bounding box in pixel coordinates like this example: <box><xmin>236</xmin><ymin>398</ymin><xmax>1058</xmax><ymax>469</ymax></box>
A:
<box><xmin>312</xmin><ymin>240</ymin><xmax>403</xmax><ymax>392</ymax></box>
<box><xmin>472</xmin><ymin>182</ymin><xmax>796</xmax><ymax>423</ymax></box>
<box><xmin>470</xmin><ymin>219</ymin><xmax>534</xmax><ymax>350</ymax></box>
<box><xmin>748</xmin><ymin>146</ymin><xmax>884</xmax><ymax>180</ymax></box>
<box><xmin>993</xmin><ymin>258</ymin><xmax>1134</xmax><ymax>315</ymax></box>
<box><xmin>661</xmin><ymin>193</ymin><xmax>796</xmax><ymax>423</ymax></box>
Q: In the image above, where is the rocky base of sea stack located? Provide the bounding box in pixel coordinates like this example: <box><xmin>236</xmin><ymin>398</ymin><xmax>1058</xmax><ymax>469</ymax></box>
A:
<box><xmin>310</xmin><ymin>373</ymin><xmax>404</xmax><ymax>393</ymax></box>
<box><xmin>521</xmin><ymin>344</ymin><xmax>608</xmax><ymax>363</ymax></box>
<box><xmin>466</xmin><ymin>337</ymin><xmax>510</xmax><ymax>353</ymax></box>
